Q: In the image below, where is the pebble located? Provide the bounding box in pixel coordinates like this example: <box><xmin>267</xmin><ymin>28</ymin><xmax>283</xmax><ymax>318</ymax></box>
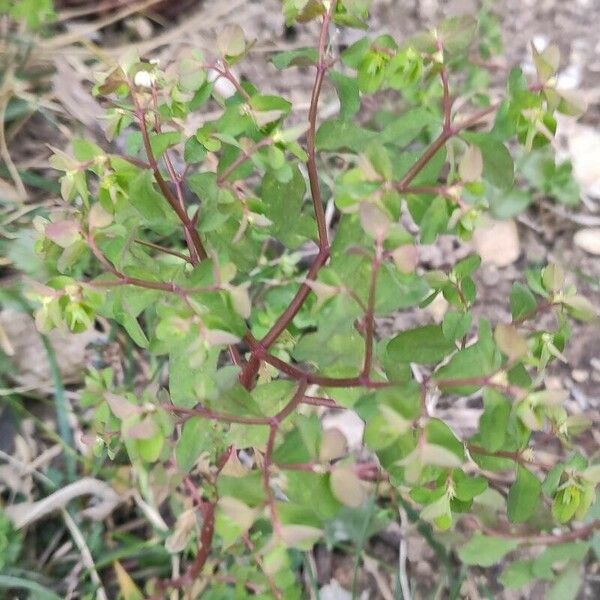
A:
<box><xmin>571</xmin><ymin>369</ymin><xmax>589</xmax><ymax>383</ymax></box>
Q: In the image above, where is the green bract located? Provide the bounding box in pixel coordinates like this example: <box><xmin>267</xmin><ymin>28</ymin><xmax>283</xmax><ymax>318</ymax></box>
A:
<box><xmin>29</xmin><ymin>0</ymin><xmax>598</xmax><ymax>597</ymax></box>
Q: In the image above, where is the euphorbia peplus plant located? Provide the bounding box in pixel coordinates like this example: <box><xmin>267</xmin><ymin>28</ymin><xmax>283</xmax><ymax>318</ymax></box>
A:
<box><xmin>31</xmin><ymin>0</ymin><xmax>599</xmax><ymax>596</ymax></box>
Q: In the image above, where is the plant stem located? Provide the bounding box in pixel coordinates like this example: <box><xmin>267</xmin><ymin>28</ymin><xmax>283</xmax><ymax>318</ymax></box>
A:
<box><xmin>131</xmin><ymin>92</ymin><xmax>208</xmax><ymax>262</ymax></box>
<box><xmin>361</xmin><ymin>249</ymin><xmax>382</xmax><ymax>378</ymax></box>
<box><xmin>217</xmin><ymin>138</ymin><xmax>271</xmax><ymax>185</ymax></box>
<box><xmin>467</xmin><ymin>443</ymin><xmax>553</xmax><ymax>471</ymax></box>
<box><xmin>239</xmin><ymin>2</ymin><xmax>336</xmax><ymax>389</ymax></box>
<box><xmin>133</xmin><ymin>238</ymin><xmax>192</xmax><ymax>263</ymax></box>
<box><xmin>463</xmin><ymin>516</ymin><xmax>600</xmax><ymax>546</ymax></box>
<box><xmin>307</xmin><ymin>0</ymin><xmax>336</xmax><ymax>252</ymax></box>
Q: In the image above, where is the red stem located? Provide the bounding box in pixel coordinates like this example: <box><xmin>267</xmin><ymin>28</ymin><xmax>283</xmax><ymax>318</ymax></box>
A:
<box><xmin>262</xmin><ymin>380</ymin><xmax>308</xmax><ymax>534</ymax></box>
<box><xmin>238</xmin><ymin>3</ymin><xmax>336</xmax><ymax>389</ymax></box>
<box><xmin>217</xmin><ymin>138</ymin><xmax>271</xmax><ymax>185</ymax></box>
<box><xmin>133</xmin><ymin>238</ymin><xmax>192</xmax><ymax>263</ymax></box>
<box><xmin>131</xmin><ymin>92</ymin><xmax>208</xmax><ymax>262</ymax></box>
<box><xmin>361</xmin><ymin>249</ymin><xmax>382</xmax><ymax>378</ymax></box>
<box><xmin>464</xmin><ymin>517</ymin><xmax>600</xmax><ymax>546</ymax></box>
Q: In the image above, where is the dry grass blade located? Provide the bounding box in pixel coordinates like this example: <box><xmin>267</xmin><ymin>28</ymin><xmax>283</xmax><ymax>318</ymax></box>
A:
<box><xmin>62</xmin><ymin>509</ymin><xmax>109</xmax><ymax>600</ymax></box>
<box><xmin>41</xmin><ymin>0</ymin><xmax>167</xmax><ymax>50</ymax></box>
<box><xmin>5</xmin><ymin>477</ymin><xmax>121</xmax><ymax>528</ymax></box>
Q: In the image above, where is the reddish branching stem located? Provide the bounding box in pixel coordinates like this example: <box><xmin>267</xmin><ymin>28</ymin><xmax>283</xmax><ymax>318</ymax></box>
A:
<box><xmin>263</xmin><ymin>380</ymin><xmax>308</xmax><ymax>534</ymax></box>
<box><xmin>463</xmin><ymin>516</ymin><xmax>600</xmax><ymax>546</ymax></box>
<box><xmin>133</xmin><ymin>238</ymin><xmax>192</xmax><ymax>263</ymax></box>
<box><xmin>131</xmin><ymin>90</ymin><xmax>208</xmax><ymax>263</ymax></box>
<box><xmin>361</xmin><ymin>246</ymin><xmax>382</xmax><ymax>378</ymax></box>
<box><xmin>239</xmin><ymin>3</ymin><xmax>336</xmax><ymax>389</ymax></box>
<box><xmin>467</xmin><ymin>444</ymin><xmax>553</xmax><ymax>471</ymax></box>
<box><xmin>217</xmin><ymin>138</ymin><xmax>271</xmax><ymax>185</ymax></box>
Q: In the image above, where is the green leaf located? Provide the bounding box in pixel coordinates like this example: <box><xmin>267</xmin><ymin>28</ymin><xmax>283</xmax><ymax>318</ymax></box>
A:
<box><xmin>329</xmin><ymin>71</ymin><xmax>361</xmax><ymax>120</ymax></box>
<box><xmin>507</xmin><ymin>465</ymin><xmax>541</xmax><ymax>523</ymax></box>
<box><xmin>489</xmin><ymin>187</ymin><xmax>532</xmax><ymax>219</ymax></box>
<box><xmin>477</xmin><ymin>388</ymin><xmax>511</xmax><ymax>452</ymax></box>
<box><xmin>499</xmin><ymin>560</ymin><xmax>536</xmax><ymax>589</ymax></box>
<box><xmin>494</xmin><ymin>323</ymin><xmax>528</xmax><ymax>361</ymax></box>
<box><xmin>0</xmin><ymin>575</ymin><xmax>63</xmax><ymax>600</ymax></box>
<box><xmin>261</xmin><ymin>164</ymin><xmax>312</xmax><ymax>247</ymax></box>
<box><xmin>463</xmin><ymin>132</ymin><xmax>514</xmax><ymax>189</ymax></box>
<box><xmin>176</xmin><ymin>417</ymin><xmax>218</xmax><ymax>472</ymax></box>
<box><xmin>442</xmin><ymin>311</ymin><xmax>471</xmax><ymax>341</ymax></box>
<box><xmin>128</xmin><ymin>170</ymin><xmax>173</xmax><ymax>230</ymax></box>
<box><xmin>272</xmin><ymin>47</ymin><xmax>318</xmax><ymax>69</ymax></box>
<box><xmin>452</xmin><ymin>470</ymin><xmax>487</xmax><ymax>502</ymax></box>
<box><xmin>510</xmin><ymin>282</ymin><xmax>537</xmax><ymax>321</ymax></box>
<box><xmin>387</xmin><ymin>325</ymin><xmax>455</xmax><ymax>364</ymax></box>
<box><xmin>547</xmin><ymin>563</ymin><xmax>582</xmax><ymax>600</ymax></box>
<box><xmin>435</xmin><ymin>322</ymin><xmax>501</xmax><ymax>393</ymax></box>
<box><xmin>458</xmin><ymin>533</ymin><xmax>519</xmax><ymax>567</ymax></box>
<box><xmin>419</xmin><ymin>196</ymin><xmax>449</xmax><ymax>243</ymax></box>
<box><xmin>149</xmin><ymin>131</ymin><xmax>182</xmax><ymax>159</ymax></box>
<box><xmin>282</xmin><ymin>0</ymin><xmax>325</xmax><ymax>25</ymax></box>
<box><xmin>453</xmin><ymin>254</ymin><xmax>481</xmax><ymax>279</ymax></box>
<box><xmin>217</xmin><ymin>24</ymin><xmax>246</xmax><ymax>58</ymax></box>
<box><xmin>533</xmin><ymin>543</ymin><xmax>590</xmax><ymax>580</ymax></box>
<box><xmin>379</xmin><ymin>107</ymin><xmax>432</xmax><ymax>147</ymax></box>
<box><xmin>437</xmin><ymin>15</ymin><xmax>478</xmax><ymax>54</ymax></box>
<box><xmin>316</xmin><ymin>119</ymin><xmax>377</xmax><ymax>152</ymax></box>
<box><xmin>121</xmin><ymin>313</ymin><xmax>149</xmax><ymax>348</ymax></box>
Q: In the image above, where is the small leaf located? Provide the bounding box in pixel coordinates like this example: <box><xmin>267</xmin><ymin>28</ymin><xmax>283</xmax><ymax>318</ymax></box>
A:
<box><xmin>228</xmin><ymin>284</ymin><xmax>252</xmax><ymax>319</ymax></box>
<box><xmin>494</xmin><ymin>324</ymin><xmax>528</xmax><ymax>361</ymax></box>
<box><xmin>387</xmin><ymin>325</ymin><xmax>455</xmax><ymax>364</ymax></box>
<box><xmin>218</xmin><ymin>496</ymin><xmax>257</xmax><ymax>533</ymax></box>
<box><xmin>562</xmin><ymin>295</ymin><xmax>598</xmax><ymax>322</ymax></box>
<box><xmin>113</xmin><ymin>561</ymin><xmax>143</xmax><ymax>600</ymax></box>
<box><xmin>459</xmin><ymin>145</ymin><xmax>483</xmax><ymax>182</ymax></box>
<box><xmin>272</xmin><ymin>47</ymin><xmax>318</xmax><ymax>69</ymax></box>
<box><xmin>329</xmin><ymin>70</ymin><xmax>360</xmax><ymax>120</ymax></box>
<box><xmin>149</xmin><ymin>131</ymin><xmax>181</xmax><ymax>159</ymax></box>
<box><xmin>104</xmin><ymin>393</ymin><xmax>142</xmax><ymax>420</ymax></box>
<box><xmin>204</xmin><ymin>329</ymin><xmax>241</xmax><ymax>346</ymax></box>
<box><xmin>542</xmin><ymin>264</ymin><xmax>565</xmax><ymax>293</ymax></box>
<box><xmin>320</xmin><ymin>428</ymin><xmax>348</xmax><ymax>462</ymax></box>
<box><xmin>330</xmin><ymin>465</ymin><xmax>367</xmax><ymax>508</ymax></box>
<box><xmin>420</xmin><ymin>494</ymin><xmax>452</xmax><ymax>530</ymax></box>
<box><xmin>279</xmin><ymin>524</ymin><xmax>323</xmax><ymax>550</ymax></box>
<box><xmin>442</xmin><ymin>311</ymin><xmax>471</xmax><ymax>341</ymax></box>
<box><xmin>458</xmin><ymin>533</ymin><xmax>519</xmax><ymax>567</ymax></box>
<box><xmin>217</xmin><ymin>24</ymin><xmax>246</xmax><ymax>57</ymax></box>
<box><xmin>305</xmin><ymin>279</ymin><xmax>339</xmax><ymax>309</ymax></box>
<box><xmin>126</xmin><ymin>416</ymin><xmax>157</xmax><ymax>440</ymax></box>
<box><xmin>420</xmin><ymin>443</ymin><xmax>463</xmax><ymax>468</ymax></box>
<box><xmin>463</xmin><ymin>132</ymin><xmax>514</xmax><ymax>189</ymax></box>
<box><xmin>359</xmin><ymin>202</ymin><xmax>390</xmax><ymax>240</ymax></box>
<box><xmin>165</xmin><ymin>509</ymin><xmax>197</xmax><ymax>553</ymax></box>
<box><xmin>175</xmin><ymin>417</ymin><xmax>213</xmax><ymax>472</ymax></box>
<box><xmin>548</xmin><ymin>563</ymin><xmax>582</xmax><ymax>600</ymax></box>
<box><xmin>532</xmin><ymin>43</ymin><xmax>560</xmax><ymax>84</ymax></box>
<box><xmin>499</xmin><ymin>560</ymin><xmax>536</xmax><ymax>589</ymax></box>
<box><xmin>507</xmin><ymin>465</ymin><xmax>541</xmax><ymax>523</ymax></box>
<box><xmin>45</xmin><ymin>220</ymin><xmax>81</xmax><ymax>248</ymax></box>
<box><xmin>390</xmin><ymin>245</ymin><xmax>418</xmax><ymax>273</ymax></box>
<box><xmin>89</xmin><ymin>204</ymin><xmax>112</xmax><ymax>229</ymax></box>
<box><xmin>477</xmin><ymin>388</ymin><xmax>511</xmax><ymax>452</ymax></box>
<box><xmin>510</xmin><ymin>283</ymin><xmax>537</xmax><ymax>321</ymax></box>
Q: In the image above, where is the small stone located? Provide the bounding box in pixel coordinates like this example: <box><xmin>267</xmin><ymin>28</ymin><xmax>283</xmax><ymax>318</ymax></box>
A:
<box><xmin>471</xmin><ymin>218</ymin><xmax>521</xmax><ymax>267</ymax></box>
<box><xmin>481</xmin><ymin>264</ymin><xmax>500</xmax><ymax>287</ymax></box>
<box><xmin>571</xmin><ymin>369</ymin><xmax>589</xmax><ymax>383</ymax></box>
<box><xmin>574</xmin><ymin>228</ymin><xmax>600</xmax><ymax>256</ymax></box>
